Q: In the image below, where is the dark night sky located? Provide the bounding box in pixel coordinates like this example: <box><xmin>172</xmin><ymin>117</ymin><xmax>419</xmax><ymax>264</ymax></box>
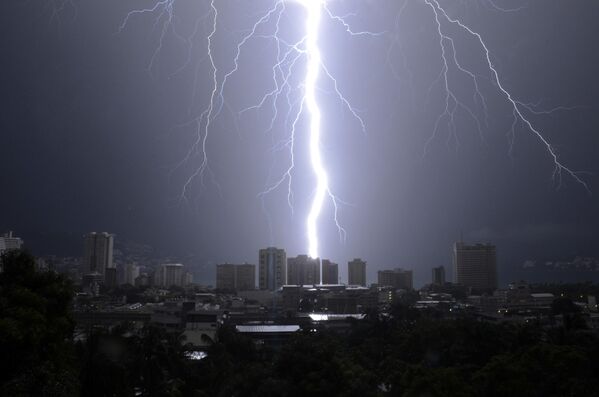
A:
<box><xmin>1</xmin><ymin>0</ymin><xmax>598</xmax><ymax>286</ymax></box>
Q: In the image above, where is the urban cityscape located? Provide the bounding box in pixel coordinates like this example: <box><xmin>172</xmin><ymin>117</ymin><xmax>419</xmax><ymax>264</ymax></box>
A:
<box><xmin>3</xmin><ymin>0</ymin><xmax>599</xmax><ymax>396</ymax></box>
<box><xmin>2</xmin><ymin>229</ymin><xmax>599</xmax><ymax>395</ymax></box>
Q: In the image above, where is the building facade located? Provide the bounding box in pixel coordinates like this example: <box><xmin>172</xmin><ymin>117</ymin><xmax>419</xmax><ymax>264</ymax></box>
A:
<box><xmin>259</xmin><ymin>247</ymin><xmax>286</xmax><ymax>291</ymax></box>
<box><xmin>119</xmin><ymin>263</ymin><xmax>140</xmax><ymax>286</ymax></box>
<box><xmin>236</xmin><ymin>264</ymin><xmax>256</xmax><ymax>291</ymax></box>
<box><xmin>82</xmin><ymin>232</ymin><xmax>114</xmax><ymax>280</ymax></box>
<box><xmin>453</xmin><ymin>242</ymin><xmax>497</xmax><ymax>291</ymax></box>
<box><xmin>0</xmin><ymin>231</ymin><xmax>24</xmax><ymax>256</ymax></box>
<box><xmin>321</xmin><ymin>259</ymin><xmax>339</xmax><ymax>284</ymax></box>
<box><xmin>216</xmin><ymin>263</ymin><xmax>256</xmax><ymax>291</ymax></box>
<box><xmin>216</xmin><ymin>264</ymin><xmax>236</xmax><ymax>290</ymax></box>
<box><xmin>432</xmin><ymin>266</ymin><xmax>446</xmax><ymax>285</ymax></box>
<box><xmin>155</xmin><ymin>263</ymin><xmax>185</xmax><ymax>288</ymax></box>
<box><xmin>287</xmin><ymin>255</ymin><xmax>320</xmax><ymax>286</ymax></box>
<box><xmin>377</xmin><ymin>268</ymin><xmax>413</xmax><ymax>290</ymax></box>
<box><xmin>348</xmin><ymin>258</ymin><xmax>367</xmax><ymax>286</ymax></box>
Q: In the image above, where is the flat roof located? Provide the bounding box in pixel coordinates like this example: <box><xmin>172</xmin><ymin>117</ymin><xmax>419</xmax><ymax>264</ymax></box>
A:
<box><xmin>530</xmin><ymin>293</ymin><xmax>555</xmax><ymax>298</ymax></box>
<box><xmin>309</xmin><ymin>313</ymin><xmax>365</xmax><ymax>321</ymax></box>
<box><xmin>236</xmin><ymin>325</ymin><xmax>300</xmax><ymax>333</ymax></box>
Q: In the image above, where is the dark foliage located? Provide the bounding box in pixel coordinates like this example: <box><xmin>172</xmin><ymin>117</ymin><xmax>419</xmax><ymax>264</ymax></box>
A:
<box><xmin>0</xmin><ymin>250</ymin><xmax>78</xmax><ymax>396</ymax></box>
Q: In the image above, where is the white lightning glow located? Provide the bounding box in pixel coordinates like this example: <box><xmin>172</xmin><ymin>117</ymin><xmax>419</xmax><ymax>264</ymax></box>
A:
<box><xmin>301</xmin><ymin>0</ymin><xmax>326</xmax><ymax>258</ymax></box>
<box><xmin>117</xmin><ymin>0</ymin><xmax>591</xmax><ymax>263</ymax></box>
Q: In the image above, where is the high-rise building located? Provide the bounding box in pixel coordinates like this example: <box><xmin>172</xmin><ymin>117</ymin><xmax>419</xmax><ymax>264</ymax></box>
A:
<box><xmin>348</xmin><ymin>258</ymin><xmax>367</xmax><ymax>286</ymax></box>
<box><xmin>216</xmin><ymin>264</ymin><xmax>236</xmax><ymax>290</ymax></box>
<box><xmin>259</xmin><ymin>247</ymin><xmax>286</xmax><ymax>291</ymax></box>
<box><xmin>82</xmin><ymin>232</ymin><xmax>114</xmax><ymax>280</ymax></box>
<box><xmin>378</xmin><ymin>268</ymin><xmax>413</xmax><ymax>290</ymax></box>
<box><xmin>119</xmin><ymin>263</ymin><xmax>140</xmax><ymax>286</ymax></box>
<box><xmin>287</xmin><ymin>255</ymin><xmax>320</xmax><ymax>286</ymax></box>
<box><xmin>105</xmin><ymin>268</ymin><xmax>117</xmax><ymax>288</ymax></box>
<box><xmin>215</xmin><ymin>263</ymin><xmax>255</xmax><ymax>291</ymax></box>
<box><xmin>236</xmin><ymin>264</ymin><xmax>256</xmax><ymax>291</ymax></box>
<box><xmin>155</xmin><ymin>263</ymin><xmax>185</xmax><ymax>288</ymax></box>
<box><xmin>453</xmin><ymin>242</ymin><xmax>497</xmax><ymax>291</ymax></box>
<box><xmin>183</xmin><ymin>271</ymin><xmax>194</xmax><ymax>286</ymax></box>
<box><xmin>432</xmin><ymin>266</ymin><xmax>446</xmax><ymax>285</ymax></box>
<box><xmin>321</xmin><ymin>259</ymin><xmax>339</xmax><ymax>284</ymax></box>
<box><xmin>0</xmin><ymin>231</ymin><xmax>24</xmax><ymax>256</ymax></box>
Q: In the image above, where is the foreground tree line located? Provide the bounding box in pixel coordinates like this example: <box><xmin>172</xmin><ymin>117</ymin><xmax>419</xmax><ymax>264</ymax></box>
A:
<box><xmin>2</xmin><ymin>250</ymin><xmax>599</xmax><ymax>396</ymax></box>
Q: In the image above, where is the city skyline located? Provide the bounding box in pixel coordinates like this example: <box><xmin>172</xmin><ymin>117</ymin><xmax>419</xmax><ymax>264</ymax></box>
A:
<box><xmin>1</xmin><ymin>1</ymin><xmax>598</xmax><ymax>288</ymax></box>
<box><xmin>2</xmin><ymin>2</ymin><xmax>599</xmax><ymax>395</ymax></box>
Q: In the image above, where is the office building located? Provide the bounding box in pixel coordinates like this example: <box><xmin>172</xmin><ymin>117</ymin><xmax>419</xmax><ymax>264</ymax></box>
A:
<box><xmin>259</xmin><ymin>247</ymin><xmax>286</xmax><ymax>291</ymax></box>
<box><xmin>236</xmin><ymin>264</ymin><xmax>256</xmax><ymax>291</ymax></box>
<box><xmin>82</xmin><ymin>232</ymin><xmax>114</xmax><ymax>280</ymax></box>
<box><xmin>453</xmin><ymin>242</ymin><xmax>497</xmax><ymax>291</ymax></box>
<box><xmin>105</xmin><ymin>268</ymin><xmax>117</xmax><ymax>288</ymax></box>
<box><xmin>155</xmin><ymin>263</ymin><xmax>185</xmax><ymax>288</ymax></box>
<box><xmin>377</xmin><ymin>268</ymin><xmax>413</xmax><ymax>290</ymax></box>
<box><xmin>321</xmin><ymin>259</ymin><xmax>339</xmax><ymax>284</ymax></box>
<box><xmin>348</xmin><ymin>258</ymin><xmax>367</xmax><ymax>286</ymax></box>
<box><xmin>119</xmin><ymin>263</ymin><xmax>140</xmax><ymax>286</ymax></box>
<box><xmin>0</xmin><ymin>231</ymin><xmax>23</xmax><ymax>256</ymax></box>
<box><xmin>216</xmin><ymin>263</ymin><xmax>256</xmax><ymax>291</ymax></box>
<box><xmin>287</xmin><ymin>255</ymin><xmax>320</xmax><ymax>286</ymax></box>
<box><xmin>183</xmin><ymin>272</ymin><xmax>194</xmax><ymax>286</ymax></box>
<box><xmin>432</xmin><ymin>266</ymin><xmax>446</xmax><ymax>285</ymax></box>
<box><xmin>216</xmin><ymin>264</ymin><xmax>236</xmax><ymax>290</ymax></box>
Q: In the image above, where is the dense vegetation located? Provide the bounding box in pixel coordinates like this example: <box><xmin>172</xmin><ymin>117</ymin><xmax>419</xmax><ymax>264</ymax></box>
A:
<box><xmin>2</xmin><ymin>250</ymin><xmax>599</xmax><ymax>396</ymax></box>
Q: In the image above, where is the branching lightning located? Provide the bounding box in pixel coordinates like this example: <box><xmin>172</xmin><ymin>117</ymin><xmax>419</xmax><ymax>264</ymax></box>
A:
<box><xmin>118</xmin><ymin>0</ymin><xmax>590</xmax><ymax>260</ymax></box>
<box><xmin>424</xmin><ymin>0</ymin><xmax>589</xmax><ymax>192</ymax></box>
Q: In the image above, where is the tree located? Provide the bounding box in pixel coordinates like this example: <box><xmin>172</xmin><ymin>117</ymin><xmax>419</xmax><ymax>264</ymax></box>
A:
<box><xmin>0</xmin><ymin>250</ymin><xmax>78</xmax><ymax>396</ymax></box>
<box><xmin>473</xmin><ymin>344</ymin><xmax>599</xmax><ymax>397</ymax></box>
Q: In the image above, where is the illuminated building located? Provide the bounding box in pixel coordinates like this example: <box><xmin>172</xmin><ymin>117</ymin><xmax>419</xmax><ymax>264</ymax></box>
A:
<box><xmin>259</xmin><ymin>247</ymin><xmax>286</xmax><ymax>291</ymax></box>
<box><xmin>287</xmin><ymin>254</ymin><xmax>320</xmax><ymax>285</ymax></box>
<box><xmin>82</xmin><ymin>232</ymin><xmax>114</xmax><ymax>281</ymax></box>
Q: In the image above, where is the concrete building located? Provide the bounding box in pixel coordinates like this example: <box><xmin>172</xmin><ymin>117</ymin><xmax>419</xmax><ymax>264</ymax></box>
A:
<box><xmin>348</xmin><ymin>258</ymin><xmax>367</xmax><ymax>286</ymax></box>
<box><xmin>119</xmin><ymin>263</ymin><xmax>140</xmax><ymax>286</ymax></box>
<box><xmin>183</xmin><ymin>272</ymin><xmax>193</xmax><ymax>286</ymax></box>
<box><xmin>183</xmin><ymin>312</ymin><xmax>219</xmax><ymax>347</ymax></box>
<box><xmin>105</xmin><ymin>267</ymin><xmax>117</xmax><ymax>288</ymax></box>
<box><xmin>453</xmin><ymin>242</ymin><xmax>497</xmax><ymax>291</ymax></box>
<box><xmin>377</xmin><ymin>268</ymin><xmax>413</xmax><ymax>290</ymax></box>
<box><xmin>82</xmin><ymin>272</ymin><xmax>103</xmax><ymax>296</ymax></box>
<box><xmin>432</xmin><ymin>266</ymin><xmax>446</xmax><ymax>285</ymax></box>
<box><xmin>287</xmin><ymin>255</ymin><xmax>320</xmax><ymax>286</ymax></box>
<box><xmin>0</xmin><ymin>231</ymin><xmax>24</xmax><ymax>256</ymax></box>
<box><xmin>216</xmin><ymin>263</ymin><xmax>256</xmax><ymax>291</ymax></box>
<box><xmin>236</xmin><ymin>264</ymin><xmax>256</xmax><ymax>291</ymax></box>
<box><xmin>259</xmin><ymin>247</ymin><xmax>286</xmax><ymax>291</ymax></box>
<box><xmin>155</xmin><ymin>263</ymin><xmax>185</xmax><ymax>288</ymax></box>
<box><xmin>82</xmin><ymin>232</ymin><xmax>114</xmax><ymax>280</ymax></box>
<box><xmin>321</xmin><ymin>259</ymin><xmax>339</xmax><ymax>284</ymax></box>
<box><xmin>216</xmin><ymin>264</ymin><xmax>236</xmax><ymax>290</ymax></box>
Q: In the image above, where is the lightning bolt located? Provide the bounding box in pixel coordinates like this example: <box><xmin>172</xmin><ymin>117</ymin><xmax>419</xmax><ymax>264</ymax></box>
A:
<box><xmin>118</xmin><ymin>0</ymin><xmax>590</xmax><ymax>262</ymax></box>
<box><xmin>302</xmin><ymin>0</ymin><xmax>326</xmax><ymax>259</ymax></box>
<box><xmin>425</xmin><ymin>0</ymin><xmax>589</xmax><ymax>192</ymax></box>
